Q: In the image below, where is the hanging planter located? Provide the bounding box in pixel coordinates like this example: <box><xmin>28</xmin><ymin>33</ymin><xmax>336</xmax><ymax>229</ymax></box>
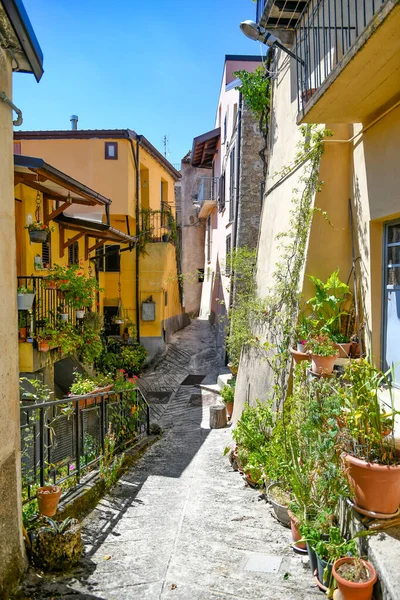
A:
<box><xmin>60</xmin><ymin>313</ymin><xmax>69</xmax><ymax>322</ymax></box>
<box><xmin>17</xmin><ymin>287</ymin><xmax>35</xmax><ymax>310</ymax></box>
<box><xmin>29</xmin><ymin>229</ymin><xmax>49</xmax><ymax>243</ymax></box>
<box><xmin>75</xmin><ymin>309</ymin><xmax>85</xmax><ymax>319</ymax></box>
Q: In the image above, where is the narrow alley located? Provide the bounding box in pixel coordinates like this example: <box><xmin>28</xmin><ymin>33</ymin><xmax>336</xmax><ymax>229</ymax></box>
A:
<box><xmin>17</xmin><ymin>321</ymin><xmax>320</xmax><ymax>600</ymax></box>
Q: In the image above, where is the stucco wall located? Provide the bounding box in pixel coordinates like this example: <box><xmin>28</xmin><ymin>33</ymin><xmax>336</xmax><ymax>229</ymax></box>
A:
<box><xmin>0</xmin><ymin>49</ymin><xmax>27</xmax><ymax>596</ymax></box>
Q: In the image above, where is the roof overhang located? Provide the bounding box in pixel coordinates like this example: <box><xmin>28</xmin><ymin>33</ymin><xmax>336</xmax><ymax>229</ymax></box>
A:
<box><xmin>0</xmin><ymin>0</ymin><xmax>43</xmax><ymax>81</ymax></box>
<box><xmin>14</xmin><ymin>154</ymin><xmax>112</xmax><ymax>208</ymax></box>
<box><xmin>191</xmin><ymin>128</ymin><xmax>221</xmax><ymax>168</ymax></box>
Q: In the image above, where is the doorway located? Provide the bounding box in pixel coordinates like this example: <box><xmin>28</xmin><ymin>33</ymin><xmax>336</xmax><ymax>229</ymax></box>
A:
<box><xmin>383</xmin><ymin>220</ymin><xmax>400</xmax><ymax>386</ymax></box>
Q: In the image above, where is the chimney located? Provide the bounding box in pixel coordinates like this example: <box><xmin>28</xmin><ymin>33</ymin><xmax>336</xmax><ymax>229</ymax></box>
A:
<box><xmin>70</xmin><ymin>115</ymin><xmax>78</xmax><ymax>130</ymax></box>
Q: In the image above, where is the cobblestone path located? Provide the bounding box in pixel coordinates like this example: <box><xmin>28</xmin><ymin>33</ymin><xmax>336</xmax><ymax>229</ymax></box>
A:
<box><xmin>17</xmin><ymin>321</ymin><xmax>321</xmax><ymax>599</ymax></box>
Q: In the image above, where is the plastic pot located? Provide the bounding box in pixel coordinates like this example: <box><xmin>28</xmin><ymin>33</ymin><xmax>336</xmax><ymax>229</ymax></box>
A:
<box><xmin>332</xmin><ymin>557</ymin><xmax>377</xmax><ymax>600</ymax></box>
<box><xmin>344</xmin><ymin>453</ymin><xmax>400</xmax><ymax>515</ymax></box>
<box><xmin>311</xmin><ymin>353</ymin><xmax>338</xmax><ymax>375</ymax></box>
<box><xmin>316</xmin><ymin>553</ymin><xmax>333</xmax><ymax>588</ymax></box>
<box><xmin>37</xmin><ymin>485</ymin><xmax>62</xmax><ymax>517</ymax></box>
<box><xmin>267</xmin><ymin>482</ymin><xmax>291</xmax><ymax>528</ymax></box>
<box><xmin>75</xmin><ymin>310</ymin><xmax>85</xmax><ymax>319</ymax></box>
<box><xmin>60</xmin><ymin>313</ymin><xmax>69</xmax><ymax>322</ymax></box>
<box><xmin>306</xmin><ymin>542</ymin><xmax>318</xmax><ymax>575</ymax></box>
<box><xmin>17</xmin><ymin>293</ymin><xmax>35</xmax><ymax>310</ymax></box>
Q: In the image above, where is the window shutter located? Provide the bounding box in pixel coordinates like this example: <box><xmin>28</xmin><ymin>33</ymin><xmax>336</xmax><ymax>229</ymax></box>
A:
<box><xmin>219</xmin><ymin>174</ymin><xmax>225</xmax><ymax>212</ymax></box>
<box><xmin>68</xmin><ymin>241</ymin><xmax>79</xmax><ymax>265</ymax></box>
<box><xmin>229</xmin><ymin>147</ymin><xmax>235</xmax><ymax>222</ymax></box>
<box><xmin>41</xmin><ymin>237</ymin><xmax>51</xmax><ymax>269</ymax></box>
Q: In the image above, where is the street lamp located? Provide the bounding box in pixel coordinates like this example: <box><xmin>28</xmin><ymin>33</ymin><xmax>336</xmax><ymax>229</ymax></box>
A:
<box><xmin>240</xmin><ymin>20</ymin><xmax>304</xmax><ymax>65</ymax></box>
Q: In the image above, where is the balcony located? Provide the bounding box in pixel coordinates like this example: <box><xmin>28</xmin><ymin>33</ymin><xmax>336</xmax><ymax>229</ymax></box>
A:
<box><xmin>256</xmin><ymin>0</ymin><xmax>307</xmax><ymax>33</ymax></box>
<box><xmin>140</xmin><ymin>204</ymin><xmax>177</xmax><ymax>244</ymax></box>
<box><xmin>294</xmin><ymin>0</ymin><xmax>400</xmax><ymax>123</ymax></box>
<box><xmin>195</xmin><ymin>177</ymin><xmax>219</xmax><ymax>219</ymax></box>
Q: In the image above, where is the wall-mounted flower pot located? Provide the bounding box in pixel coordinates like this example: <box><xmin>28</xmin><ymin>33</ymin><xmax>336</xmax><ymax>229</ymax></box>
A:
<box><xmin>29</xmin><ymin>230</ymin><xmax>49</xmax><ymax>244</ymax></box>
<box><xmin>332</xmin><ymin>557</ymin><xmax>377</xmax><ymax>600</ymax></box>
<box><xmin>344</xmin><ymin>452</ymin><xmax>400</xmax><ymax>515</ymax></box>
<box><xmin>37</xmin><ymin>485</ymin><xmax>62</xmax><ymax>517</ymax></box>
<box><xmin>38</xmin><ymin>341</ymin><xmax>50</xmax><ymax>352</ymax></box>
<box><xmin>17</xmin><ymin>292</ymin><xmax>35</xmax><ymax>310</ymax></box>
<box><xmin>60</xmin><ymin>313</ymin><xmax>69</xmax><ymax>322</ymax></box>
<box><xmin>311</xmin><ymin>353</ymin><xmax>338</xmax><ymax>375</ymax></box>
<box><xmin>75</xmin><ymin>310</ymin><xmax>85</xmax><ymax>319</ymax></box>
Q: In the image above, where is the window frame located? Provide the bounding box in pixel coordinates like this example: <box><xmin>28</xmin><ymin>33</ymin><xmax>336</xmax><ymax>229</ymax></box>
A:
<box><xmin>105</xmin><ymin>142</ymin><xmax>118</xmax><ymax>160</ymax></box>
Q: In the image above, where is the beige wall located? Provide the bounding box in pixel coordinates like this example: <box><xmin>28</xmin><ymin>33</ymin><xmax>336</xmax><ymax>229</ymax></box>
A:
<box><xmin>0</xmin><ymin>49</ymin><xmax>27</xmax><ymax>595</ymax></box>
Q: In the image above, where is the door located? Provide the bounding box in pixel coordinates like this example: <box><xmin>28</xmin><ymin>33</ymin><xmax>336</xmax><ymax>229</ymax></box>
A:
<box><xmin>383</xmin><ymin>221</ymin><xmax>400</xmax><ymax>386</ymax></box>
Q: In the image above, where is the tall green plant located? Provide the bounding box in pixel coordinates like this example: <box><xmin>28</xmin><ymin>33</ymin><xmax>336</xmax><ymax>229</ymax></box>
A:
<box><xmin>306</xmin><ymin>269</ymin><xmax>351</xmax><ymax>342</ymax></box>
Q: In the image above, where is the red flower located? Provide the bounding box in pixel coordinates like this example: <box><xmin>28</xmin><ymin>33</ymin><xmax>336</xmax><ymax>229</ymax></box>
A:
<box><xmin>133</xmin><ymin>375</ymin><xmax>138</xmax><ymax>379</ymax></box>
<box><xmin>119</xmin><ymin>369</ymin><xmax>125</xmax><ymax>373</ymax></box>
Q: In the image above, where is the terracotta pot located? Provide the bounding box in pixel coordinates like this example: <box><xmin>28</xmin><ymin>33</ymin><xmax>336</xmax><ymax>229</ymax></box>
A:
<box><xmin>227</xmin><ymin>363</ymin><xmax>238</xmax><ymax>375</ymax></box>
<box><xmin>19</xmin><ymin>327</ymin><xmax>27</xmax><ymax>341</ymax></box>
<box><xmin>302</xmin><ymin>88</ymin><xmax>317</xmax><ymax>105</ymax></box>
<box><xmin>45</xmin><ymin>281</ymin><xmax>58</xmax><ymax>290</ymax></box>
<box><xmin>334</xmin><ymin>342</ymin><xmax>352</xmax><ymax>358</ymax></box>
<box><xmin>291</xmin><ymin>347</ymin><xmax>311</xmax><ymax>364</ymax></box>
<box><xmin>350</xmin><ymin>342</ymin><xmax>361</xmax><ymax>358</ymax></box>
<box><xmin>311</xmin><ymin>353</ymin><xmax>338</xmax><ymax>375</ymax></box>
<box><xmin>38</xmin><ymin>340</ymin><xmax>50</xmax><ymax>352</ymax></box>
<box><xmin>332</xmin><ymin>557</ymin><xmax>376</xmax><ymax>600</ymax></box>
<box><xmin>225</xmin><ymin>401</ymin><xmax>234</xmax><ymax>419</ymax></box>
<box><xmin>37</xmin><ymin>485</ymin><xmax>62</xmax><ymax>517</ymax></box>
<box><xmin>288</xmin><ymin>510</ymin><xmax>306</xmax><ymax>550</ymax></box>
<box><xmin>344</xmin><ymin>453</ymin><xmax>400</xmax><ymax>515</ymax></box>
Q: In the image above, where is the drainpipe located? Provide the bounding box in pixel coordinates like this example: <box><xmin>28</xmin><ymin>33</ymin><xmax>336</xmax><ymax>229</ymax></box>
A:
<box><xmin>129</xmin><ymin>136</ymin><xmax>142</xmax><ymax>343</ymax></box>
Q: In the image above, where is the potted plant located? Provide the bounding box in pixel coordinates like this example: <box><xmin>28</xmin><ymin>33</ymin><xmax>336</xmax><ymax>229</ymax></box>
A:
<box><xmin>267</xmin><ymin>482</ymin><xmax>291</xmax><ymax>527</ymax></box>
<box><xmin>30</xmin><ymin>516</ymin><xmax>83</xmax><ymax>571</ymax></box>
<box><xmin>36</xmin><ymin>485</ymin><xmax>62</xmax><ymax>517</ymax></box>
<box><xmin>58</xmin><ymin>303</ymin><xmax>69</xmax><ymax>322</ymax></box>
<box><xmin>18</xmin><ymin>310</ymin><xmax>29</xmax><ymax>340</ymax></box>
<box><xmin>17</xmin><ymin>285</ymin><xmax>36</xmax><ymax>310</ymax></box>
<box><xmin>25</xmin><ymin>221</ymin><xmax>53</xmax><ymax>243</ymax></box>
<box><xmin>35</xmin><ymin>321</ymin><xmax>59</xmax><ymax>352</ymax></box>
<box><xmin>46</xmin><ymin>264</ymin><xmax>101</xmax><ymax>316</ymax></box>
<box><xmin>220</xmin><ymin>379</ymin><xmax>235</xmax><ymax>419</ymax></box>
<box><xmin>332</xmin><ymin>556</ymin><xmax>377</xmax><ymax>600</ymax></box>
<box><xmin>339</xmin><ymin>359</ymin><xmax>400</xmax><ymax>516</ymax></box>
<box><xmin>314</xmin><ymin>527</ymin><xmax>357</xmax><ymax>589</ymax></box>
<box><xmin>305</xmin><ymin>335</ymin><xmax>339</xmax><ymax>375</ymax></box>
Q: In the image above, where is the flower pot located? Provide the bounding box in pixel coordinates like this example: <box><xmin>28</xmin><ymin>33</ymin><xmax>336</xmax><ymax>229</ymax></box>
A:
<box><xmin>37</xmin><ymin>485</ymin><xmax>62</xmax><ymax>517</ymax></box>
<box><xmin>60</xmin><ymin>313</ymin><xmax>69</xmax><ymax>322</ymax></box>
<box><xmin>291</xmin><ymin>347</ymin><xmax>311</xmax><ymax>364</ymax></box>
<box><xmin>227</xmin><ymin>363</ymin><xmax>238</xmax><ymax>375</ymax></box>
<box><xmin>225</xmin><ymin>401</ymin><xmax>234</xmax><ymax>419</ymax></box>
<box><xmin>316</xmin><ymin>553</ymin><xmax>333</xmax><ymax>588</ymax></box>
<box><xmin>38</xmin><ymin>340</ymin><xmax>50</xmax><ymax>352</ymax></box>
<box><xmin>311</xmin><ymin>353</ymin><xmax>338</xmax><ymax>375</ymax></box>
<box><xmin>334</xmin><ymin>342</ymin><xmax>352</xmax><ymax>358</ymax></box>
<box><xmin>344</xmin><ymin>453</ymin><xmax>400</xmax><ymax>515</ymax></box>
<box><xmin>29</xmin><ymin>230</ymin><xmax>49</xmax><ymax>243</ymax></box>
<box><xmin>333</xmin><ymin>558</ymin><xmax>376</xmax><ymax>600</ymax></box>
<box><xmin>17</xmin><ymin>292</ymin><xmax>35</xmax><ymax>310</ymax></box>
<box><xmin>302</xmin><ymin>88</ymin><xmax>317</xmax><ymax>105</ymax></box>
<box><xmin>267</xmin><ymin>482</ymin><xmax>291</xmax><ymax>528</ymax></box>
<box><xmin>75</xmin><ymin>310</ymin><xmax>85</xmax><ymax>319</ymax></box>
<box><xmin>306</xmin><ymin>542</ymin><xmax>318</xmax><ymax>575</ymax></box>
<box><xmin>114</xmin><ymin>319</ymin><xmax>124</xmax><ymax>325</ymax></box>
<box><xmin>350</xmin><ymin>341</ymin><xmax>361</xmax><ymax>358</ymax></box>
<box><xmin>288</xmin><ymin>510</ymin><xmax>307</xmax><ymax>550</ymax></box>
<box><xmin>19</xmin><ymin>327</ymin><xmax>27</xmax><ymax>341</ymax></box>
<box><xmin>45</xmin><ymin>281</ymin><xmax>58</xmax><ymax>290</ymax></box>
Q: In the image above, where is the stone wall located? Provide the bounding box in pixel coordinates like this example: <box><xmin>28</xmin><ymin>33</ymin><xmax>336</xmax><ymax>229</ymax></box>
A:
<box><xmin>236</xmin><ymin>99</ymin><xmax>264</xmax><ymax>250</ymax></box>
<box><xmin>179</xmin><ymin>157</ymin><xmax>208</xmax><ymax>316</ymax></box>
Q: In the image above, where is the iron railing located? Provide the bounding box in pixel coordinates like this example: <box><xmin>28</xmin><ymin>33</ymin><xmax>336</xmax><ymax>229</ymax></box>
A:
<box><xmin>17</xmin><ymin>276</ymin><xmax>81</xmax><ymax>344</ymax></box>
<box><xmin>295</xmin><ymin>0</ymin><xmax>386</xmax><ymax>110</ymax></box>
<box><xmin>196</xmin><ymin>177</ymin><xmax>219</xmax><ymax>206</ymax></box>
<box><xmin>140</xmin><ymin>205</ymin><xmax>176</xmax><ymax>244</ymax></box>
<box><xmin>20</xmin><ymin>388</ymin><xmax>150</xmax><ymax>503</ymax></box>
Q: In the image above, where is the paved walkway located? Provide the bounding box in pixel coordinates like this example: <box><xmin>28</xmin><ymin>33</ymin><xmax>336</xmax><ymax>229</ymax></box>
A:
<box><xmin>18</xmin><ymin>321</ymin><xmax>320</xmax><ymax>599</ymax></box>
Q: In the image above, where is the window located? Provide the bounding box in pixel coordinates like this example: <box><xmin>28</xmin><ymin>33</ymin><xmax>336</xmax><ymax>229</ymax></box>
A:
<box><xmin>207</xmin><ymin>216</ymin><xmax>211</xmax><ymax>263</ymax></box>
<box><xmin>225</xmin><ymin>234</ymin><xmax>232</xmax><ymax>276</ymax></box>
<box><xmin>229</xmin><ymin>147</ymin><xmax>235</xmax><ymax>222</ymax></box>
<box><xmin>219</xmin><ymin>173</ymin><xmax>225</xmax><ymax>212</ymax></box>
<box><xmin>105</xmin><ymin>142</ymin><xmax>118</xmax><ymax>160</ymax></box>
<box><xmin>96</xmin><ymin>244</ymin><xmax>120</xmax><ymax>272</ymax></box>
<box><xmin>197</xmin><ymin>268</ymin><xmax>204</xmax><ymax>283</ymax></box>
<box><xmin>233</xmin><ymin>103</ymin><xmax>238</xmax><ymax>131</ymax></box>
<box><xmin>41</xmin><ymin>237</ymin><xmax>51</xmax><ymax>269</ymax></box>
<box><xmin>164</xmin><ymin>291</ymin><xmax>168</xmax><ymax>306</ymax></box>
<box><xmin>68</xmin><ymin>241</ymin><xmax>79</xmax><ymax>265</ymax></box>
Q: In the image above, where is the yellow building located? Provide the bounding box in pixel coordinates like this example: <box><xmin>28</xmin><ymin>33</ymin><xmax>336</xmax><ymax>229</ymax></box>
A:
<box><xmin>14</xmin><ymin>129</ymin><xmax>185</xmax><ymax>358</ymax></box>
<box><xmin>14</xmin><ymin>154</ymin><xmax>135</xmax><ymax>387</ymax></box>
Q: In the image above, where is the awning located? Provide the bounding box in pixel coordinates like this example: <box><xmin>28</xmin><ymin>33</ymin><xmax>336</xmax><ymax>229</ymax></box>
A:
<box><xmin>191</xmin><ymin>127</ymin><xmax>220</xmax><ymax>168</ymax></box>
<box><xmin>55</xmin><ymin>214</ymin><xmax>137</xmax><ymax>261</ymax></box>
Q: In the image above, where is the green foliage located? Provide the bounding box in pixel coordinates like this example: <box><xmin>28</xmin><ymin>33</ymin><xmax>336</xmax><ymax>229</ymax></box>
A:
<box><xmin>46</xmin><ymin>264</ymin><xmax>101</xmax><ymax>309</ymax></box>
<box><xmin>305</xmin><ymin>334</ymin><xmax>338</xmax><ymax>357</ymax></box>
<box><xmin>220</xmin><ymin>380</ymin><xmax>235</xmax><ymax>405</ymax></box>
<box><xmin>41</xmin><ymin>516</ymin><xmax>73</xmax><ymax>535</ymax></box>
<box><xmin>96</xmin><ymin>340</ymin><xmax>147</xmax><ymax>376</ymax></box>
<box><xmin>233</xmin><ymin>65</ymin><xmax>271</xmax><ymax>123</ymax></box>
<box><xmin>306</xmin><ymin>270</ymin><xmax>351</xmax><ymax>341</ymax></box>
<box><xmin>99</xmin><ymin>425</ymin><xmax>125</xmax><ymax>489</ymax></box>
<box><xmin>314</xmin><ymin>527</ymin><xmax>357</xmax><ymax>563</ymax></box>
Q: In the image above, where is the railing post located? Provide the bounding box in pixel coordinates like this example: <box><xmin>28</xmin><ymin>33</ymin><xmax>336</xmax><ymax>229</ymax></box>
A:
<box><xmin>146</xmin><ymin>402</ymin><xmax>150</xmax><ymax>436</ymax></box>
<box><xmin>39</xmin><ymin>407</ymin><xmax>45</xmax><ymax>487</ymax></box>
<box><xmin>75</xmin><ymin>399</ymin><xmax>81</xmax><ymax>483</ymax></box>
<box><xmin>100</xmin><ymin>394</ymin><xmax>105</xmax><ymax>452</ymax></box>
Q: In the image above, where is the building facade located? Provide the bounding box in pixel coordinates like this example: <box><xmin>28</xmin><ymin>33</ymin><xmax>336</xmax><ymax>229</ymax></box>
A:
<box><xmin>14</xmin><ymin>129</ymin><xmax>186</xmax><ymax>359</ymax></box>
<box><xmin>190</xmin><ymin>55</ymin><xmax>265</xmax><ymax>355</ymax></box>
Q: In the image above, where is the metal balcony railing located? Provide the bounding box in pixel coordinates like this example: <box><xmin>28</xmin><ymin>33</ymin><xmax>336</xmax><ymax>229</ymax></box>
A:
<box><xmin>196</xmin><ymin>177</ymin><xmax>219</xmax><ymax>205</ymax></box>
<box><xmin>295</xmin><ymin>0</ymin><xmax>386</xmax><ymax>110</ymax></box>
<box><xmin>140</xmin><ymin>205</ymin><xmax>176</xmax><ymax>244</ymax></box>
<box><xmin>17</xmin><ymin>276</ymin><xmax>83</xmax><ymax>345</ymax></box>
<box><xmin>20</xmin><ymin>388</ymin><xmax>150</xmax><ymax>504</ymax></box>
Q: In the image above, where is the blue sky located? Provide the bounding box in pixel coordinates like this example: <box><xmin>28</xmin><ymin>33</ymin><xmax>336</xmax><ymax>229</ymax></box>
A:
<box><xmin>14</xmin><ymin>0</ymin><xmax>265</xmax><ymax>165</ymax></box>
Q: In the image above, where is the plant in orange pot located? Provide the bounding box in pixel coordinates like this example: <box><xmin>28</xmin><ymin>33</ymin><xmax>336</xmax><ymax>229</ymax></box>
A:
<box><xmin>37</xmin><ymin>485</ymin><xmax>62</xmax><ymax>517</ymax></box>
<box><xmin>220</xmin><ymin>379</ymin><xmax>235</xmax><ymax>420</ymax></box>
<box><xmin>338</xmin><ymin>359</ymin><xmax>400</xmax><ymax>517</ymax></box>
<box><xmin>332</xmin><ymin>556</ymin><xmax>377</xmax><ymax>600</ymax></box>
<box><xmin>305</xmin><ymin>335</ymin><xmax>339</xmax><ymax>375</ymax></box>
